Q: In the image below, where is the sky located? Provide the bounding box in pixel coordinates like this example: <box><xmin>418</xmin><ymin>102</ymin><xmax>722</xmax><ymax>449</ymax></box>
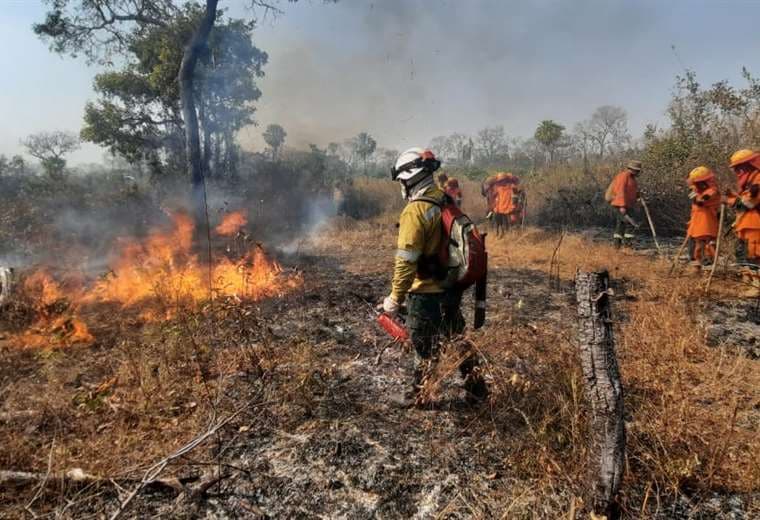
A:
<box><xmin>2</xmin><ymin>0</ymin><xmax>760</xmax><ymax>165</ymax></box>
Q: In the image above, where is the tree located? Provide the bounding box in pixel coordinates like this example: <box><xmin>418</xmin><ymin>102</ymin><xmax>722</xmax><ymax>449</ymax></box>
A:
<box><xmin>573</xmin><ymin>121</ymin><xmax>595</xmax><ymax>170</ymax></box>
<box><xmin>534</xmin><ymin>120</ymin><xmax>565</xmax><ymax>163</ymax></box>
<box><xmin>588</xmin><ymin>105</ymin><xmax>629</xmax><ymax>158</ymax></box>
<box><xmin>351</xmin><ymin>132</ymin><xmax>377</xmax><ymax>176</ymax></box>
<box><xmin>81</xmin><ymin>11</ymin><xmax>266</xmax><ymax>180</ymax></box>
<box><xmin>21</xmin><ymin>131</ymin><xmax>80</xmax><ymax>180</ymax></box>
<box><xmin>263</xmin><ymin>124</ymin><xmax>287</xmax><ymax>160</ymax></box>
<box><xmin>34</xmin><ymin>0</ymin><xmax>286</xmax><ymax>222</ymax></box>
<box><xmin>476</xmin><ymin>125</ymin><xmax>508</xmax><ymax>163</ymax></box>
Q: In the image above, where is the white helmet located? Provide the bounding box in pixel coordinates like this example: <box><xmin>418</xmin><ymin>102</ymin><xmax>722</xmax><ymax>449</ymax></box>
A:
<box><xmin>391</xmin><ymin>148</ymin><xmax>441</xmax><ymax>199</ymax></box>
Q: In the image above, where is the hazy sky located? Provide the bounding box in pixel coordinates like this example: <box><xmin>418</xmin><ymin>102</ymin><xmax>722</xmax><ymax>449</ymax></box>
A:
<box><xmin>2</xmin><ymin>0</ymin><xmax>760</xmax><ymax>164</ymax></box>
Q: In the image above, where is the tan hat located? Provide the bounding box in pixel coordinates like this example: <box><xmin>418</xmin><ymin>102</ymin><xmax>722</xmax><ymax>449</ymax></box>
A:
<box><xmin>626</xmin><ymin>160</ymin><xmax>642</xmax><ymax>172</ymax></box>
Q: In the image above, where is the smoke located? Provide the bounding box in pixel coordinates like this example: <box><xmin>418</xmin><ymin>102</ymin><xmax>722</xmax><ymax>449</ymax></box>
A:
<box><xmin>243</xmin><ymin>0</ymin><xmax>665</xmax><ymax>153</ymax></box>
<box><xmin>277</xmin><ymin>194</ymin><xmax>338</xmax><ymax>255</ymax></box>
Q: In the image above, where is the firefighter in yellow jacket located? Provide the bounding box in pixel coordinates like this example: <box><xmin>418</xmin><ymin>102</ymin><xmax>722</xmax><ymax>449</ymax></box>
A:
<box><xmin>381</xmin><ymin>148</ymin><xmax>487</xmax><ymax>406</ymax></box>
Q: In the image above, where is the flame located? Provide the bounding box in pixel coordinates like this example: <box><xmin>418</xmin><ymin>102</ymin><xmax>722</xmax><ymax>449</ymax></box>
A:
<box><xmin>215</xmin><ymin>211</ymin><xmax>247</xmax><ymax>236</ymax></box>
<box><xmin>5</xmin><ymin>210</ymin><xmax>300</xmax><ymax>349</ymax></box>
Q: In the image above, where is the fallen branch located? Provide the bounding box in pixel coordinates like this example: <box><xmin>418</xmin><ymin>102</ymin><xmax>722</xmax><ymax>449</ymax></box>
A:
<box><xmin>0</xmin><ymin>468</ymin><xmax>101</xmax><ymax>486</ymax></box>
<box><xmin>0</xmin><ymin>410</ymin><xmax>39</xmax><ymax>423</ymax></box>
<box><xmin>109</xmin><ymin>404</ymin><xmax>247</xmax><ymax>520</ymax></box>
<box><xmin>0</xmin><ymin>468</ymin><xmax>192</xmax><ymax>492</ymax></box>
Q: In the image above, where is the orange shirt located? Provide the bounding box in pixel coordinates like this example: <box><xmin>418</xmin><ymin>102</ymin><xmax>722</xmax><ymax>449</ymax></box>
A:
<box><xmin>734</xmin><ymin>171</ymin><xmax>760</xmax><ymax>232</ymax></box>
<box><xmin>493</xmin><ymin>184</ymin><xmax>513</xmax><ymax>214</ymax></box>
<box><xmin>609</xmin><ymin>170</ymin><xmax>638</xmax><ymax>209</ymax></box>
<box><xmin>687</xmin><ymin>184</ymin><xmax>720</xmax><ymax>239</ymax></box>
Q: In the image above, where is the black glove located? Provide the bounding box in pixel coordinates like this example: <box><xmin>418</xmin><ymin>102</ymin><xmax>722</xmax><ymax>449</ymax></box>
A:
<box><xmin>750</xmin><ymin>184</ymin><xmax>760</xmax><ymax>198</ymax></box>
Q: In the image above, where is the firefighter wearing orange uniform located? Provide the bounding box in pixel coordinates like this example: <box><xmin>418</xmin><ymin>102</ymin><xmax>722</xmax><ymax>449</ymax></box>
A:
<box><xmin>606</xmin><ymin>160</ymin><xmax>642</xmax><ymax>248</ymax></box>
<box><xmin>491</xmin><ymin>173</ymin><xmax>513</xmax><ymax>237</ymax></box>
<box><xmin>444</xmin><ymin>178</ymin><xmax>463</xmax><ymax>207</ymax></box>
<box><xmin>727</xmin><ymin>150</ymin><xmax>760</xmax><ymax>296</ymax></box>
<box><xmin>686</xmin><ymin>166</ymin><xmax>720</xmax><ymax>270</ymax></box>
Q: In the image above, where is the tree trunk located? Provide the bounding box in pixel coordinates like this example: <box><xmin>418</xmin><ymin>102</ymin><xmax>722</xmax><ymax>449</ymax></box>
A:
<box><xmin>199</xmin><ymin>97</ymin><xmax>212</xmax><ymax>179</ymax></box>
<box><xmin>178</xmin><ymin>0</ymin><xmax>219</xmax><ymax>225</ymax></box>
<box><xmin>574</xmin><ymin>270</ymin><xmax>626</xmax><ymax>519</ymax></box>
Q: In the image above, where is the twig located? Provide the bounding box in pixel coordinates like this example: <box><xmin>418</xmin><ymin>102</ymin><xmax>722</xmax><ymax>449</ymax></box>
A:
<box><xmin>24</xmin><ymin>438</ymin><xmax>54</xmax><ymax>515</ymax></box>
<box><xmin>109</xmin><ymin>404</ymin><xmax>246</xmax><ymax>520</ymax></box>
<box><xmin>668</xmin><ymin>235</ymin><xmax>690</xmax><ymax>275</ymax></box>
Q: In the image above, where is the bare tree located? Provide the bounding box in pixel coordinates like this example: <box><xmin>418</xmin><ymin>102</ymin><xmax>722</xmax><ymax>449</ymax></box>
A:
<box><xmin>573</xmin><ymin>121</ymin><xmax>595</xmax><ymax>170</ymax></box>
<box><xmin>263</xmin><ymin>124</ymin><xmax>287</xmax><ymax>160</ymax></box>
<box><xmin>428</xmin><ymin>136</ymin><xmax>453</xmax><ymax>160</ymax></box>
<box><xmin>476</xmin><ymin>125</ymin><xmax>508</xmax><ymax>163</ymax></box>
<box><xmin>588</xmin><ymin>105</ymin><xmax>630</xmax><ymax>158</ymax></box>
<box><xmin>21</xmin><ymin>131</ymin><xmax>80</xmax><ymax>180</ymax></box>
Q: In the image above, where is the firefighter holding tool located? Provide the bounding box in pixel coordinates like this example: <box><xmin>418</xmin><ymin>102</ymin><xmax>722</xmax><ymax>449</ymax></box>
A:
<box><xmin>379</xmin><ymin>147</ymin><xmax>488</xmax><ymax>407</ymax></box>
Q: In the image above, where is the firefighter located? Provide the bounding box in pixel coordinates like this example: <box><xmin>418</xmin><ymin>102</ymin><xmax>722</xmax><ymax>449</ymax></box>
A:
<box><xmin>444</xmin><ymin>177</ymin><xmax>463</xmax><ymax>207</ymax></box>
<box><xmin>481</xmin><ymin>174</ymin><xmax>498</xmax><ymax>221</ymax></box>
<box><xmin>381</xmin><ymin>148</ymin><xmax>488</xmax><ymax>406</ymax></box>
<box><xmin>727</xmin><ymin>149</ymin><xmax>760</xmax><ymax>297</ymax></box>
<box><xmin>686</xmin><ymin>166</ymin><xmax>720</xmax><ymax>272</ymax></box>
<box><xmin>492</xmin><ymin>173</ymin><xmax>513</xmax><ymax>237</ymax></box>
<box><xmin>606</xmin><ymin>160</ymin><xmax>642</xmax><ymax>248</ymax></box>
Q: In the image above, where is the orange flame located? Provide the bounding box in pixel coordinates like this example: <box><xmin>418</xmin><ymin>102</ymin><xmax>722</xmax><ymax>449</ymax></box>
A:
<box><xmin>214</xmin><ymin>211</ymin><xmax>247</xmax><ymax>236</ymax></box>
<box><xmin>6</xmin><ymin>211</ymin><xmax>300</xmax><ymax>349</ymax></box>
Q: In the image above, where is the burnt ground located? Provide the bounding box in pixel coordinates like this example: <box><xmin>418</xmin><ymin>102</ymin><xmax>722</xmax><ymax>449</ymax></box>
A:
<box><xmin>133</xmin><ymin>251</ymin><xmax>579</xmax><ymax>519</ymax></box>
<box><xmin>2</xmin><ymin>228</ymin><xmax>759</xmax><ymax>519</ymax></box>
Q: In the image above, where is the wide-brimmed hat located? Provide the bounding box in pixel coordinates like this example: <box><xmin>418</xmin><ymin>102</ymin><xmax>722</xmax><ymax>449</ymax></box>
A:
<box><xmin>626</xmin><ymin>160</ymin><xmax>642</xmax><ymax>172</ymax></box>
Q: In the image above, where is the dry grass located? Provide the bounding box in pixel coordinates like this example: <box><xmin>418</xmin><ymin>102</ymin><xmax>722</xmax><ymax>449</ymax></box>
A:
<box><xmin>313</xmin><ymin>215</ymin><xmax>759</xmax><ymax>515</ymax></box>
<box><xmin>1</xmin><ymin>180</ymin><xmax>758</xmax><ymax>516</ymax></box>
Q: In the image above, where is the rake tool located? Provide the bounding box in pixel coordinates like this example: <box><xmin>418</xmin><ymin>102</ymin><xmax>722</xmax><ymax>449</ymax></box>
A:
<box><xmin>639</xmin><ymin>197</ymin><xmax>662</xmax><ymax>256</ymax></box>
<box><xmin>704</xmin><ymin>203</ymin><xmax>726</xmax><ymax>293</ymax></box>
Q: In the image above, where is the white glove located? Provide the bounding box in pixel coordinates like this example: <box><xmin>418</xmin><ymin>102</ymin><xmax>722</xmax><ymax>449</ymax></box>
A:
<box><xmin>381</xmin><ymin>295</ymin><xmax>400</xmax><ymax>315</ymax></box>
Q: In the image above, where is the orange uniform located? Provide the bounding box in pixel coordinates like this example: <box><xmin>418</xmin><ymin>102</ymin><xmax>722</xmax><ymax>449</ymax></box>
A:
<box><xmin>493</xmin><ymin>184</ymin><xmax>513</xmax><ymax>214</ymax></box>
<box><xmin>733</xmin><ymin>169</ymin><xmax>760</xmax><ymax>259</ymax></box>
<box><xmin>687</xmin><ymin>180</ymin><xmax>720</xmax><ymax>240</ymax></box>
<box><xmin>609</xmin><ymin>170</ymin><xmax>639</xmax><ymax>209</ymax></box>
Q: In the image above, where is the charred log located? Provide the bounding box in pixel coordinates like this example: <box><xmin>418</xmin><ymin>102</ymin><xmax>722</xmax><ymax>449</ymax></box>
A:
<box><xmin>574</xmin><ymin>270</ymin><xmax>626</xmax><ymax>519</ymax></box>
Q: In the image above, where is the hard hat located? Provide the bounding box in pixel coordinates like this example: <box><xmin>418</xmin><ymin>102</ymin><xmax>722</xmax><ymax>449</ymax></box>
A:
<box><xmin>391</xmin><ymin>148</ymin><xmax>440</xmax><ymax>198</ymax></box>
<box><xmin>626</xmin><ymin>160</ymin><xmax>642</xmax><ymax>172</ymax></box>
<box><xmin>688</xmin><ymin>166</ymin><xmax>714</xmax><ymax>184</ymax></box>
<box><xmin>729</xmin><ymin>149</ymin><xmax>760</xmax><ymax>168</ymax></box>
<box><xmin>495</xmin><ymin>172</ymin><xmax>507</xmax><ymax>181</ymax></box>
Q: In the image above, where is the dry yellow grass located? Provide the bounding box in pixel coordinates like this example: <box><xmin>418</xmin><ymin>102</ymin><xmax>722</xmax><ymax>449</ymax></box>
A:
<box><xmin>312</xmin><ymin>211</ymin><xmax>759</xmax><ymax>515</ymax></box>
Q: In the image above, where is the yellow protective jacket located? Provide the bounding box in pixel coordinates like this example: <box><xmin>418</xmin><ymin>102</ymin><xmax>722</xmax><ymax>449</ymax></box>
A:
<box><xmin>391</xmin><ymin>185</ymin><xmax>445</xmax><ymax>304</ymax></box>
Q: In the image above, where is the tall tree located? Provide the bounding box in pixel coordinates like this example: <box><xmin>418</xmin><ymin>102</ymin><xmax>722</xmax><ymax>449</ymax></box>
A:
<box><xmin>588</xmin><ymin>105</ymin><xmax>629</xmax><ymax>158</ymax></box>
<box><xmin>351</xmin><ymin>132</ymin><xmax>377</xmax><ymax>176</ymax></box>
<box><xmin>263</xmin><ymin>124</ymin><xmax>287</xmax><ymax>160</ymax></box>
<box><xmin>34</xmin><ymin>0</ymin><xmax>284</xmax><ymax>221</ymax></box>
<box><xmin>80</xmin><ymin>12</ymin><xmax>265</xmax><ymax>180</ymax></box>
<box><xmin>21</xmin><ymin>131</ymin><xmax>80</xmax><ymax>180</ymax></box>
<box><xmin>476</xmin><ymin>125</ymin><xmax>508</xmax><ymax>163</ymax></box>
<box><xmin>534</xmin><ymin>120</ymin><xmax>565</xmax><ymax>163</ymax></box>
